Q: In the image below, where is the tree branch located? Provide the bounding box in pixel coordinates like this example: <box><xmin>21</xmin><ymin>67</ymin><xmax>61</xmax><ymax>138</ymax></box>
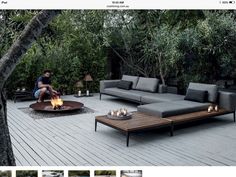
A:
<box><xmin>0</xmin><ymin>10</ymin><xmax>61</xmax><ymax>88</ymax></box>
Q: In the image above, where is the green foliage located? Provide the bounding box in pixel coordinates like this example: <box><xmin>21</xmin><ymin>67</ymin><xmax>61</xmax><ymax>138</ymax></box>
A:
<box><xmin>0</xmin><ymin>171</ymin><xmax>11</xmax><ymax>177</ymax></box>
<box><xmin>16</xmin><ymin>171</ymin><xmax>37</xmax><ymax>177</ymax></box>
<box><xmin>5</xmin><ymin>10</ymin><xmax>107</xmax><ymax>96</ymax></box>
<box><xmin>1</xmin><ymin>10</ymin><xmax>236</xmax><ymax>95</ymax></box>
<box><xmin>69</xmin><ymin>171</ymin><xmax>90</xmax><ymax>176</ymax></box>
<box><xmin>177</xmin><ymin>11</ymin><xmax>236</xmax><ymax>89</ymax></box>
<box><xmin>105</xmin><ymin>10</ymin><xmax>236</xmax><ymax>91</ymax></box>
<box><xmin>144</xmin><ymin>24</ymin><xmax>182</xmax><ymax>85</ymax></box>
<box><xmin>94</xmin><ymin>171</ymin><xmax>116</xmax><ymax>176</ymax></box>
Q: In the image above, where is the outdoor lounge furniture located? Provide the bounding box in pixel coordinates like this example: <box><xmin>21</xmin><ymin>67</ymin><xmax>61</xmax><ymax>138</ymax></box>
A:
<box><xmin>123</xmin><ymin>173</ymin><xmax>142</xmax><ymax>177</ymax></box>
<box><xmin>100</xmin><ymin>75</ymin><xmax>182</xmax><ymax>104</ymax></box>
<box><xmin>95</xmin><ymin>109</ymin><xmax>233</xmax><ymax>147</ymax></box>
<box><xmin>137</xmin><ymin>100</ymin><xmax>211</xmax><ymax>118</ymax></box>
<box><xmin>138</xmin><ymin>82</ymin><xmax>236</xmax><ymax>118</ymax></box>
<box><xmin>100</xmin><ymin>76</ymin><xmax>236</xmax><ymax>117</ymax></box>
<box><xmin>13</xmin><ymin>90</ymin><xmax>36</xmax><ymax>102</ymax></box>
<box><xmin>121</xmin><ymin>170</ymin><xmax>142</xmax><ymax>177</ymax></box>
<box><xmin>98</xmin><ymin>76</ymin><xmax>236</xmax><ymax>146</ymax></box>
<box><xmin>95</xmin><ymin>112</ymin><xmax>173</xmax><ymax>147</ymax></box>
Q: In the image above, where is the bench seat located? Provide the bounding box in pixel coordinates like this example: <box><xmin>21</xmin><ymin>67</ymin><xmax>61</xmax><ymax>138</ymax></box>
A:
<box><xmin>137</xmin><ymin>100</ymin><xmax>211</xmax><ymax>118</ymax></box>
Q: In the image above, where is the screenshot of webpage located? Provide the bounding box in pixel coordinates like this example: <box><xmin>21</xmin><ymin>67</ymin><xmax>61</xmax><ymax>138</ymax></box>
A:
<box><xmin>0</xmin><ymin>1</ymin><xmax>236</xmax><ymax>177</ymax></box>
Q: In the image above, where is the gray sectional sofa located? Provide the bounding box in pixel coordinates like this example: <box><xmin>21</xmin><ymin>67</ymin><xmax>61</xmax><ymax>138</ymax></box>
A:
<box><xmin>100</xmin><ymin>75</ymin><xmax>183</xmax><ymax>104</ymax></box>
<box><xmin>100</xmin><ymin>75</ymin><xmax>236</xmax><ymax>118</ymax></box>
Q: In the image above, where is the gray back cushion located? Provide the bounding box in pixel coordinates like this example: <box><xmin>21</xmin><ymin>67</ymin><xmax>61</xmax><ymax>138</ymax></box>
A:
<box><xmin>188</xmin><ymin>82</ymin><xmax>218</xmax><ymax>103</ymax></box>
<box><xmin>135</xmin><ymin>77</ymin><xmax>159</xmax><ymax>92</ymax></box>
<box><xmin>122</xmin><ymin>75</ymin><xmax>139</xmax><ymax>89</ymax></box>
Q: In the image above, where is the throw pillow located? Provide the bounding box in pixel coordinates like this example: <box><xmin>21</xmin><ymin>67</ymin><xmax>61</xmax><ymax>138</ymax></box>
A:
<box><xmin>184</xmin><ymin>89</ymin><xmax>208</xmax><ymax>103</ymax></box>
<box><xmin>122</xmin><ymin>75</ymin><xmax>139</xmax><ymax>89</ymax></box>
<box><xmin>117</xmin><ymin>80</ymin><xmax>133</xmax><ymax>90</ymax></box>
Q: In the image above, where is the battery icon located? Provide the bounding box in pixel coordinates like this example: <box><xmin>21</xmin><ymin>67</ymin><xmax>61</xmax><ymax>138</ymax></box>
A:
<box><xmin>229</xmin><ymin>1</ymin><xmax>235</xmax><ymax>3</ymax></box>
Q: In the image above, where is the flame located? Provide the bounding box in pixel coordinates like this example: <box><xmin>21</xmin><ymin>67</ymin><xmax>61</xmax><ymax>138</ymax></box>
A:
<box><xmin>51</xmin><ymin>96</ymin><xmax>63</xmax><ymax>109</ymax></box>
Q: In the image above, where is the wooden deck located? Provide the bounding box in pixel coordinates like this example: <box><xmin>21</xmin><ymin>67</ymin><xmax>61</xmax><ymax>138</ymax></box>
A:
<box><xmin>7</xmin><ymin>94</ymin><xmax>236</xmax><ymax>166</ymax></box>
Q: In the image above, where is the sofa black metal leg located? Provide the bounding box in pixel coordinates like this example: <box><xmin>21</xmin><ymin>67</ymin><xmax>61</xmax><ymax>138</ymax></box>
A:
<box><xmin>95</xmin><ymin>120</ymin><xmax>98</xmax><ymax>132</ymax></box>
<box><xmin>234</xmin><ymin>111</ymin><xmax>235</xmax><ymax>122</ymax></box>
<box><xmin>126</xmin><ymin>132</ymin><xmax>130</xmax><ymax>147</ymax></box>
<box><xmin>99</xmin><ymin>93</ymin><xmax>102</xmax><ymax>100</ymax></box>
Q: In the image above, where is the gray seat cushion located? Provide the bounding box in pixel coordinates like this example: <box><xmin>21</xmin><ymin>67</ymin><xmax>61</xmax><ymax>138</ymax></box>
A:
<box><xmin>172</xmin><ymin>100</ymin><xmax>210</xmax><ymax>107</ymax></box>
<box><xmin>135</xmin><ymin>77</ymin><xmax>159</xmax><ymax>92</ymax></box>
<box><xmin>122</xmin><ymin>75</ymin><xmax>139</xmax><ymax>89</ymax></box>
<box><xmin>141</xmin><ymin>93</ymin><xmax>185</xmax><ymax>104</ymax></box>
<box><xmin>104</xmin><ymin>88</ymin><xmax>141</xmax><ymax>102</ymax></box>
<box><xmin>137</xmin><ymin>100</ymin><xmax>210</xmax><ymax>118</ymax></box>
<box><xmin>128</xmin><ymin>89</ymin><xmax>156</xmax><ymax>96</ymax></box>
<box><xmin>188</xmin><ymin>82</ymin><xmax>218</xmax><ymax>103</ymax></box>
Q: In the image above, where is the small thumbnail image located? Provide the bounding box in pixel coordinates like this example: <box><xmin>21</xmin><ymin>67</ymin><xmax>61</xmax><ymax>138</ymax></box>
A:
<box><xmin>68</xmin><ymin>170</ymin><xmax>90</xmax><ymax>177</ymax></box>
<box><xmin>94</xmin><ymin>171</ymin><xmax>116</xmax><ymax>177</ymax></box>
<box><xmin>42</xmin><ymin>171</ymin><xmax>64</xmax><ymax>177</ymax></box>
<box><xmin>16</xmin><ymin>171</ymin><xmax>38</xmax><ymax>177</ymax></box>
<box><xmin>0</xmin><ymin>170</ymin><xmax>11</xmax><ymax>177</ymax></box>
<box><xmin>120</xmin><ymin>170</ymin><xmax>142</xmax><ymax>177</ymax></box>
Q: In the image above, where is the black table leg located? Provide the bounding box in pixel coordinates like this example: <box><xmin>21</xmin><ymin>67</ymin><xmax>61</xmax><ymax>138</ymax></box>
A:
<box><xmin>234</xmin><ymin>111</ymin><xmax>235</xmax><ymax>122</ymax></box>
<box><xmin>95</xmin><ymin>120</ymin><xmax>98</xmax><ymax>132</ymax></box>
<box><xmin>126</xmin><ymin>132</ymin><xmax>130</xmax><ymax>147</ymax></box>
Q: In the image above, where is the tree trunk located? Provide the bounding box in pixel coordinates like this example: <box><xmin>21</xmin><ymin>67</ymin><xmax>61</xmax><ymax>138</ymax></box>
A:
<box><xmin>158</xmin><ymin>53</ymin><xmax>166</xmax><ymax>85</ymax></box>
<box><xmin>0</xmin><ymin>88</ymin><xmax>15</xmax><ymax>165</ymax></box>
<box><xmin>0</xmin><ymin>10</ymin><xmax>60</xmax><ymax>166</ymax></box>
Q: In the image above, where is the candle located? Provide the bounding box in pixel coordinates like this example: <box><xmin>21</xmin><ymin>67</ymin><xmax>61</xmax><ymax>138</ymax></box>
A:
<box><xmin>208</xmin><ymin>107</ymin><xmax>211</xmax><ymax>113</ymax></box>
<box><xmin>123</xmin><ymin>109</ymin><xmax>127</xmax><ymax>115</ymax></box>
<box><xmin>78</xmin><ymin>90</ymin><xmax>81</xmax><ymax>96</ymax></box>
<box><xmin>215</xmin><ymin>105</ymin><xmax>219</xmax><ymax>112</ymax></box>
<box><xmin>121</xmin><ymin>108</ymin><xmax>124</xmax><ymax>114</ymax></box>
<box><xmin>111</xmin><ymin>111</ymin><xmax>114</xmax><ymax>116</ymax></box>
<box><xmin>117</xmin><ymin>111</ymin><xmax>120</xmax><ymax>117</ymax></box>
<box><xmin>208</xmin><ymin>106</ymin><xmax>213</xmax><ymax>113</ymax></box>
<box><xmin>86</xmin><ymin>90</ymin><xmax>89</xmax><ymax>96</ymax></box>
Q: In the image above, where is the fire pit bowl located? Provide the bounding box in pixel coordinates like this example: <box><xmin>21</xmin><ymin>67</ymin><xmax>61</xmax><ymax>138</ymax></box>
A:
<box><xmin>30</xmin><ymin>101</ymin><xmax>84</xmax><ymax>113</ymax></box>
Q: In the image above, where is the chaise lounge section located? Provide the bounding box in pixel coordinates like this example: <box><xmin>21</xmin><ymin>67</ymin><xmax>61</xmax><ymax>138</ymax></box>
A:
<box><xmin>138</xmin><ymin>82</ymin><xmax>236</xmax><ymax>118</ymax></box>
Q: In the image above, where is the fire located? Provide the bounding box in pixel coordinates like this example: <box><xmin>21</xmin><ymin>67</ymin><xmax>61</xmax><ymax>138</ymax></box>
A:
<box><xmin>51</xmin><ymin>96</ymin><xmax>63</xmax><ymax>110</ymax></box>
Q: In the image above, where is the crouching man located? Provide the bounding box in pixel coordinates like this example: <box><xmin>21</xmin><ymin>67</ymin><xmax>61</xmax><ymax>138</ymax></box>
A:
<box><xmin>33</xmin><ymin>69</ymin><xmax>58</xmax><ymax>102</ymax></box>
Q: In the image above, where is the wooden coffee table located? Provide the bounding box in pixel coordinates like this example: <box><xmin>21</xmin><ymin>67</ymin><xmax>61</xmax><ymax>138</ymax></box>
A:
<box><xmin>95</xmin><ymin>109</ymin><xmax>234</xmax><ymax>147</ymax></box>
<box><xmin>95</xmin><ymin>112</ymin><xmax>172</xmax><ymax>147</ymax></box>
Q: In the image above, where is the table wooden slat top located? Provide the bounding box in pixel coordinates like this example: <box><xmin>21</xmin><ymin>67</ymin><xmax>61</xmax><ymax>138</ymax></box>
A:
<box><xmin>95</xmin><ymin>112</ymin><xmax>172</xmax><ymax>132</ymax></box>
<box><xmin>167</xmin><ymin>108</ymin><xmax>232</xmax><ymax>123</ymax></box>
<box><xmin>95</xmin><ymin>109</ymin><xmax>234</xmax><ymax>146</ymax></box>
<box><xmin>95</xmin><ymin>109</ymin><xmax>233</xmax><ymax>132</ymax></box>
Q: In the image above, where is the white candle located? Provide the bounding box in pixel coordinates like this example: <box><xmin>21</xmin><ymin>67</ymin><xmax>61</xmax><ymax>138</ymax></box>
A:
<box><xmin>208</xmin><ymin>107</ymin><xmax>211</xmax><ymax>113</ymax></box>
<box><xmin>215</xmin><ymin>105</ymin><xmax>219</xmax><ymax>112</ymax></box>
<box><xmin>117</xmin><ymin>111</ymin><xmax>120</xmax><ymax>117</ymax></box>
<box><xmin>86</xmin><ymin>90</ymin><xmax>89</xmax><ymax>96</ymax></box>
<box><xmin>78</xmin><ymin>90</ymin><xmax>81</xmax><ymax>96</ymax></box>
<box><xmin>208</xmin><ymin>106</ymin><xmax>213</xmax><ymax>113</ymax></box>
